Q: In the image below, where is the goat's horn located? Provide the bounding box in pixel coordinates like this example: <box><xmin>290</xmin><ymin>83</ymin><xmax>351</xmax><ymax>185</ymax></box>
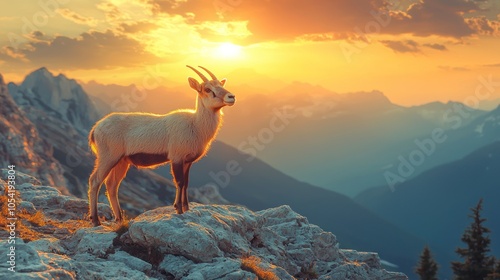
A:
<box><xmin>186</xmin><ymin>65</ymin><xmax>208</xmax><ymax>82</ymax></box>
<box><xmin>198</xmin><ymin>66</ymin><xmax>218</xmax><ymax>81</ymax></box>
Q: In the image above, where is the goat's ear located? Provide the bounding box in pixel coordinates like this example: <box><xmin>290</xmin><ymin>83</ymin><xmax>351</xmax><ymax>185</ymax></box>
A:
<box><xmin>188</xmin><ymin>77</ymin><xmax>201</xmax><ymax>92</ymax></box>
<box><xmin>220</xmin><ymin>78</ymin><xmax>227</xmax><ymax>87</ymax></box>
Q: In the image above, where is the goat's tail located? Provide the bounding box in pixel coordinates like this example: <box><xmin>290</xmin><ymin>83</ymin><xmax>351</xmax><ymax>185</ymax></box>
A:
<box><xmin>89</xmin><ymin>127</ymin><xmax>97</xmax><ymax>155</ymax></box>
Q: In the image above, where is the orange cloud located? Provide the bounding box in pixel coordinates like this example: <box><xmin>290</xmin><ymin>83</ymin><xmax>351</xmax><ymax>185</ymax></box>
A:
<box><xmin>56</xmin><ymin>8</ymin><xmax>98</xmax><ymax>26</ymax></box>
<box><xmin>147</xmin><ymin>0</ymin><xmax>499</xmax><ymax>43</ymax></box>
<box><xmin>0</xmin><ymin>30</ymin><xmax>167</xmax><ymax>70</ymax></box>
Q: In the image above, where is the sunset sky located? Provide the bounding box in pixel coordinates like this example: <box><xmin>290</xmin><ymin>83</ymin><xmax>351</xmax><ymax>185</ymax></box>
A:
<box><xmin>1</xmin><ymin>0</ymin><xmax>500</xmax><ymax>105</ymax></box>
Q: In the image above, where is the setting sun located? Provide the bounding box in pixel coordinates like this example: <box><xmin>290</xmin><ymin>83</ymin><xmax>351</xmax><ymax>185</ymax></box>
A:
<box><xmin>214</xmin><ymin>42</ymin><xmax>243</xmax><ymax>59</ymax></box>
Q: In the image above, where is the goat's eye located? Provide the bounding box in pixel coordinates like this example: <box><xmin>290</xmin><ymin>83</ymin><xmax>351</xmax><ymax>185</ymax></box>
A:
<box><xmin>204</xmin><ymin>88</ymin><xmax>216</xmax><ymax>97</ymax></box>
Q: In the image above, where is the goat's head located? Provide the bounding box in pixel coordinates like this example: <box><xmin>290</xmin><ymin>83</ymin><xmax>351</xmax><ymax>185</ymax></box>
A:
<box><xmin>187</xmin><ymin>65</ymin><xmax>235</xmax><ymax>110</ymax></box>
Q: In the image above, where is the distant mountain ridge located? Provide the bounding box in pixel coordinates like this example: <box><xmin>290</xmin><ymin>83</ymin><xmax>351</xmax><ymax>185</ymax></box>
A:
<box><xmin>355</xmin><ymin>140</ymin><xmax>500</xmax><ymax>276</ymax></box>
<box><xmin>0</xmin><ymin>73</ymin><xmax>66</xmax><ymax>190</ymax></box>
<box><xmin>8</xmin><ymin>67</ymin><xmax>100</xmax><ymax>134</ymax></box>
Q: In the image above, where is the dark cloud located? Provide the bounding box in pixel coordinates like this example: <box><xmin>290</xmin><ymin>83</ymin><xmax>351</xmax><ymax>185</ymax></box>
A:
<box><xmin>438</xmin><ymin>65</ymin><xmax>471</xmax><ymax>71</ymax></box>
<box><xmin>147</xmin><ymin>0</ymin><xmax>499</xmax><ymax>42</ymax></box>
<box><xmin>0</xmin><ymin>30</ymin><xmax>167</xmax><ymax>70</ymax></box>
<box><xmin>466</xmin><ymin>16</ymin><xmax>500</xmax><ymax>35</ymax></box>
<box><xmin>387</xmin><ymin>0</ymin><xmax>500</xmax><ymax>37</ymax></box>
<box><xmin>30</xmin><ymin>31</ymin><xmax>45</xmax><ymax>39</ymax></box>
<box><xmin>380</xmin><ymin>39</ymin><xmax>421</xmax><ymax>53</ymax></box>
<box><xmin>483</xmin><ymin>63</ymin><xmax>500</xmax><ymax>67</ymax></box>
<box><xmin>423</xmin><ymin>43</ymin><xmax>448</xmax><ymax>51</ymax></box>
<box><xmin>147</xmin><ymin>0</ymin><xmax>391</xmax><ymax>43</ymax></box>
<box><xmin>119</xmin><ymin>21</ymin><xmax>160</xmax><ymax>33</ymax></box>
<box><xmin>56</xmin><ymin>8</ymin><xmax>98</xmax><ymax>26</ymax></box>
<box><xmin>386</xmin><ymin>0</ymin><xmax>474</xmax><ymax>37</ymax></box>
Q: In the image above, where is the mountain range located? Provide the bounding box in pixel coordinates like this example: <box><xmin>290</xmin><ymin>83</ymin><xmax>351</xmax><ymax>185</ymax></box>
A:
<box><xmin>82</xmin><ymin>74</ymin><xmax>496</xmax><ymax>197</ymax></box>
<box><xmin>356</xmin><ymin>139</ymin><xmax>500</xmax><ymax>276</ymax></box>
<box><xmin>3</xmin><ymin>67</ymin><xmax>500</xmax><ymax>278</ymax></box>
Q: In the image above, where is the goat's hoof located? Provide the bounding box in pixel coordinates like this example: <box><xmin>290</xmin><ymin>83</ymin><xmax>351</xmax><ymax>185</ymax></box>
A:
<box><xmin>182</xmin><ymin>204</ymin><xmax>189</xmax><ymax>212</ymax></box>
<box><xmin>173</xmin><ymin>204</ymin><xmax>183</xmax><ymax>214</ymax></box>
<box><xmin>91</xmin><ymin>217</ymin><xmax>101</xmax><ymax>227</ymax></box>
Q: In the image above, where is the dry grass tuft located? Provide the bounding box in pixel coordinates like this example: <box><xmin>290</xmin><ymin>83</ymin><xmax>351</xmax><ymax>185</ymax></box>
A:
<box><xmin>0</xmin><ymin>193</ymin><xmax>44</xmax><ymax>241</ymax></box>
<box><xmin>112</xmin><ymin>215</ymin><xmax>130</xmax><ymax>237</ymax></box>
<box><xmin>241</xmin><ymin>255</ymin><xmax>280</xmax><ymax>280</ymax></box>
<box><xmin>0</xmin><ymin>190</ymin><xmax>95</xmax><ymax>242</ymax></box>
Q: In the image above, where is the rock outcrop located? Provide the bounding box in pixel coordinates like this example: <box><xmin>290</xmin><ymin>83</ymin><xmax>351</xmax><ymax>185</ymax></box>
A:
<box><xmin>0</xmin><ymin>171</ymin><xmax>407</xmax><ymax>279</ymax></box>
<box><xmin>8</xmin><ymin>67</ymin><xmax>100</xmax><ymax>134</ymax></box>
<box><xmin>0</xmin><ymin>74</ymin><xmax>66</xmax><ymax>190</ymax></box>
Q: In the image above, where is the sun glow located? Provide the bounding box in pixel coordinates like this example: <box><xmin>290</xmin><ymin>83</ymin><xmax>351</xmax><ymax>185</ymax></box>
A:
<box><xmin>214</xmin><ymin>42</ymin><xmax>243</xmax><ymax>59</ymax></box>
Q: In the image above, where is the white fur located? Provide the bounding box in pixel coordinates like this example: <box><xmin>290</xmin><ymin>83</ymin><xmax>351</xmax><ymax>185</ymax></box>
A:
<box><xmin>88</xmin><ymin>66</ymin><xmax>235</xmax><ymax>226</ymax></box>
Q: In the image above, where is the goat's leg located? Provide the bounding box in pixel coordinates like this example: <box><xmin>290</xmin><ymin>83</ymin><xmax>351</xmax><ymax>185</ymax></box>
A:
<box><xmin>89</xmin><ymin>159</ymin><xmax>118</xmax><ymax>226</ymax></box>
<box><xmin>104</xmin><ymin>158</ymin><xmax>129</xmax><ymax>223</ymax></box>
<box><xmin>182</xmin><ymin>162</ymin><xmax>192</xmax><ymax>212</ymax></box>
<box><xmin>171</xmin><ymin>162</ymin><xmax>185</xmax><ymax>214</ymax></box>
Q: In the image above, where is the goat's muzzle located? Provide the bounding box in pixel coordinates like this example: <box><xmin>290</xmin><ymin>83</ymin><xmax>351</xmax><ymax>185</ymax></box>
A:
<box><xmin>224</xmin><ymin>94</ymin><xmax>236</xmax><ymax>106</ymax></box>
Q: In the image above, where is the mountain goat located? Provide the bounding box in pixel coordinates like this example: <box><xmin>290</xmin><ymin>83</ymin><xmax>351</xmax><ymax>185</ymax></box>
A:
<box><xmin>88</xmin><ymin>66</ymin><xmax>235</xmax><ymax>226</ymax></box>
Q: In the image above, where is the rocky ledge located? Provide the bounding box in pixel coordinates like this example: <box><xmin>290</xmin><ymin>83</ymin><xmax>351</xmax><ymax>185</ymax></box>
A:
<box><xmin>0</xmin><ymin>171</ymin><xmax>407</xmax><ymax>279</ymax></box>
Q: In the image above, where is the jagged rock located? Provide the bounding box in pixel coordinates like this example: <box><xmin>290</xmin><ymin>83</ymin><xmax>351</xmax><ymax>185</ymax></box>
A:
<box><xmin>62</xmin><ymin>228</ymin><xmax>117</xmax><ymax>258</ymax></box>
<box><xmin>0</xmin><ymin>76</ymin><xmax>66</xmax><ymax>190</ymax></box>
<box><xmin>0</xmin><ymin>241</ymin><xmax>47</xmax><ymax>273</ymax></box>
<box><xmin>158</xmin><ymin>254</ymin><xmax>195</xmax><ymax>278</ymax></box>
<box><xmin>129</xmin><ymin>206</ymin><xmax>225</xmax><ymax>262</ymax></box>
<box><xmin>18</xmin><ymin>201</ymin><xmax>37</xmax><ymax>214</ymax></box>
<box><xmin>159</xmin><ymin>255</ymin><xmax>260</xmax><ymax>280</ymax></box>
<box><xmin>108</xmin><ymin>251</ymin><xmax>153</xmax><ymax>273</ymax></box>
<box><xmin>0</xmin><ymin>170</ymin><xmax>407</xmax><ymax>279</ymax></box>
<box><xmin>73</xmin><ymin>259</ymin><xmax>149</xmax><ymax>280</ymax></box>
<box><xmin>8</xmin><ymin>67</ymin><xmax>100</xmax><ymax>134</ymax></box>
<box><xmin>12</xmin><ymin>171</ymin><xmax>113</xmax><ymax>221</ymax></box>
<box><xmin>28</xmin><ymin>238</ymin><xmax>66</xmax><ymax>255</ymax></box>
<box><xmin>341</xmin><ymin>249</ymin><xmax>381</xmax><ymax>268</ymax></box>
<box><xmin>128</xmin><ymin>203</ymin><xmax>406</xmax><ymax>279</ymax></box>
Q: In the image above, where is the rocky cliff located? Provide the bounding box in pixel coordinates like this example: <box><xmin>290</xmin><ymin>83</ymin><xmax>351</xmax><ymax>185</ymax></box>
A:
<box><xmin>0</xmin><ymin>74</ymin><xmax>66</xmax><ymax>190</ymax></box>
<box><xmin>8</xmin><ymin>67</ymin><xmax>100</xmax><ymax>134</ymax></box>
<box><xmin>0</xmin><ymin>171</ymin><xmax>407</xmax><ymax>279</ymax></box>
